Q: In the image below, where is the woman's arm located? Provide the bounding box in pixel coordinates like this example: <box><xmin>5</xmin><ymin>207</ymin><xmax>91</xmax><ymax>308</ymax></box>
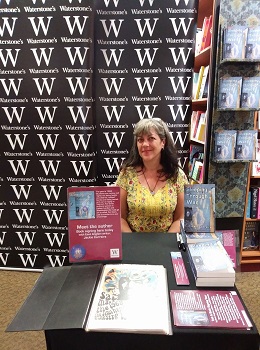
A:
<box><xmin>168</xmin><ymin>192</ymin><xmax>185</xmax><ymax>233</ymax></box>
<box><xmin>119</xmin><ymin>187</ymin><xmax>132</xmax><ymax>232</ymax></box>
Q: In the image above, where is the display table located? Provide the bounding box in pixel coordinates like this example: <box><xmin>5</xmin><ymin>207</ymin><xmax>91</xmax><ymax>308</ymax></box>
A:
<box><xmin>44</xmin><ymin>233</ymin><xmax>259</xmax><ymax>350</ymax></box>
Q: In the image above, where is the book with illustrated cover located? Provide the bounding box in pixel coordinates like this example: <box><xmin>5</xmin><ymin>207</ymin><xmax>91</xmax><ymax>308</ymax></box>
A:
<box><xmin>198</xmin><ymin>65</ymin><xmax>209</xmax><ymax>99</ymax></box>
<box><xmin>218</xmin><ymin>76</ymin><xmax>242</xmax><ymax>109</ymax></box>
<box><xmin>235</xmin><ymin>129</ymin><xmax>257</xmax><ymax>160</ymax></box>
<box><xmin>215</xmin><ymin>230</ymin><xmax>239</xmax><ymax>268</ymax></box>
<box><xmin>223</xmin><ymin>25</ymin><xmax>248</xmax><ymax>59</ymax></box>
<box><xmin>251</xmin><ymin>139</ymin><xmax>260</xmax><ymax>176</ymax></box>
<box><xmin>240</xmin><ymin>76</ymin><xmax>260</xmax><ymax>108</ymax></box>
<box><xmin>86</xmin><ymin>264</ymin><xmax>172</xmax><ymax>335</ymax></box>
<box><xmin>194</xmin><ymin>66</ymin><xmax>205</xmax><ymax>99</ymax></box>
<box><xmin>187</xmin><ymin>240</ymin><xmax>235</xmax><ymax>279</ymax></box>
<box><xmin>189</xmin><ymin>143</ymin><xmax>204</xmax><ymax>177</ymax></box>
<box><xmin>184</xmin><ymin>184</ymin><xmax>215</xmax><ymax>233</ymax></box>
<box><xmin>243</xmin><ymin>221</ymin><xmax>259</xmax><ymax>251</ymax></box>
<box><xmin>170</xmin><ymin>290</ymin><xmax>252</xmax><ymax>329</ymax></box>
<box><xmin>214</xmin><ymin>130</ymin><xmax>237</xmax><ymax>160</ymax></box>
<box><xmin>245</xmin><ymin>26</ymin><xmax>260</xmax><ymax>59</ymax></box>
<box><xmin>67</xmin><ymin>186</ymin><xmax>122</xmax><ymax>263</ymax></box>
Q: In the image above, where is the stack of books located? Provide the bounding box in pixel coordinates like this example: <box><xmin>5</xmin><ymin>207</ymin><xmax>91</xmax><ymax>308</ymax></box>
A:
<box><xmin>182</xmin><ymin>184</ymin><xmax>236</xmax><ymax>287</ymax></box>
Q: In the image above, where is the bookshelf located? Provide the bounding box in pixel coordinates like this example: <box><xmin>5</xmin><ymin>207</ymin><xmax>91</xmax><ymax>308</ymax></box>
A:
<box><xmin>206</xmin><ymin>0</ymin><xmax>260</xmax><ymax>266</ymax></box>
<box><xmin>190</xmin><ymin>0</ymin><xmax>219</xmax><ymax>183</ymax></box>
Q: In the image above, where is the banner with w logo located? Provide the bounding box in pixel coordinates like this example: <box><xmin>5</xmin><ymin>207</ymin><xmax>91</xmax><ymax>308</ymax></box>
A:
<box><xmin>0</xmin><ymin>0</ymin><xmax>197</xmax><ymax>270</ymax></box>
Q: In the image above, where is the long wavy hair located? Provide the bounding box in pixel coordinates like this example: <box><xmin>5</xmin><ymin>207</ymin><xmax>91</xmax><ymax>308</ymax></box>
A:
<box><xmin>121</xmin><ymin>118</ymin><xmax>181</xmax><ymax>181</ymax></box>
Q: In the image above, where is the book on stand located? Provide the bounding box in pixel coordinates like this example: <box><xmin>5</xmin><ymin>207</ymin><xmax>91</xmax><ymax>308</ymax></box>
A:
<box><xmin>240</xmin><ymin>76</ymin><xmax>260</xmax><ymax>108</ymax></box>
<box><xmin>243</xmin><ymin>221</ymin><xmax>259</xmax><ymax>251</ymax></box>
<box><xmin>184</xmin><ymin>184</ymin><xmax>215</xmax><ymax>233</ymax></box>
<box><xmin>235</xmin><ymin>129</ymin><xmax>257</xmax><ymax>160</ymax></box>
<box><xmin>170</xmin><ymin>290</ymin><xmax>252</xmax><ymax>329</ymax></box>
<box><xmin>214</xmin><ymin>130</ymin><xmax>237</xmax><ymax>160</ymax></box>
<box><xmin>245</xmin><ymin>26</ymin><xmax>260</xmax><ymax>59</ymax></box>
<box><xmin>67</xmin><ymin>186</ymin><xmax>122</xmax><ymax>263</ymax></box>
<box><xmin>86</xmin><ymin>264</ymin><xmax>172</xmax><ymax>335</ymax></box>
<box><xmin>218</xmin><ymin>76</ymin><xmax>243</xmax><ymax>109</ymax></box>
<box><xmin>222</xmin><ymin>25</ymin><xmax>248</xmax><ymax>59</ymax></box>
<box><xmin>216</xmin><ymin>229</ymin><xmax>239</xmax><ymax>268</ymax></box>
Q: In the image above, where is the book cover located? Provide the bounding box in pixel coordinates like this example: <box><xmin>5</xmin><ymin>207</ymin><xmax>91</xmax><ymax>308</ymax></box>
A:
<box><xmin>184</xmin><ymin>184</ymin><xmax>215</xmax><ymax>233</ymax></box>
<box><xmin>195</xmin><ymin>112</ymin><xmax>206</xmax><ymax>142</ymax></box>
<box><xmin>198</xmin><ymin>17</ymin><xmax>209</xmax><ymax>53</ymax></box>
<box><xmin>198</xmin><ymin>65</ymin><xmax>209</xmax><ymax>99</ymax></box>
<box><xmin>67</xmin><ymin>186</ymin><xmax>122</xmax><ymax>263</ymax></box>
<box><xmin>251</xmin><ymin>139</ymin><xmax>260</xmax><ymax>176</ymax></box>
<box><xmin>86</xmin><ymin>264</ymin><xmax>172</xmax><ymax>335</ymax></box>
<box><xmin>223</xmin><ymin>25</ymin><xmax>248</xmax><ymax>59</ymax></box>
<box><xmin>246</xmin><ymin>190</ymin><xmax>252</xmax><ymax>218</ymax></box>
<box><xmin>201</xmin><ymin>15</ymin><xmax>213</xmax><ymax>51</ymax></box>
<box><xmin>189</xmin><ymin>143</ymin><xmax>204</xmax><ymax>177</ymax></box>
<box><xmin>170</xmin><ymin>290</ymin><xmax>252</xmax><ymax>328</ymax></box>
<box><xmin>218</xmin><ymin>76</ymin><xmax>242</xmax><ymax>109</ymax></box>
<box><xmin>235</xmin><ymin>130</ymin><xmax>257</xmax><ymax>160</ymax></box>
<box><xmin>243</xmin><ymin>221</ymin><xmax>259</xmax><ymax>251</ymax></box>
<box><xmin>214</xmin><ymin>130</ymin><xmax>237</xmax><ymax>160</ymax></box>
<box><xmin>194</xmin><ymin>66</ymin><xmax>205</xmax><ymax>99</ymax></box>
<box><xmin>187</xmin><ymin>240</ymin><xmax>235</xmax><ymax>278</ymax></box>
<box><xmin>250</xmin><ymin>186</ymin><xmax>259</xmax><ymax>219</ymax></box>
<box><xmin>216</xmin><ymin>230</ymin><xmax>239</xmax><ymax>268</ymax></box>
<box><xmin>245</xmin><ymin>26</ymin><xmax>260</xmax><ymax>59</ymax></box>
<box><xmin>240</xmin><ymin>76</ymin><xmax>260</xmax><ymax>108</ymax></box>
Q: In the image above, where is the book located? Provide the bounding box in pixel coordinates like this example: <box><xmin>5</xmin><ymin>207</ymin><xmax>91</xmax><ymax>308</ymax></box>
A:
<box><xmin>246</xmin><ymin>190</ymin><xmax>252</xmax><ymax>218</ymax></box>
<box><xmin>195</xmin><ymin>28</ymin><xmax>203</xmax><ymax>55</ymax></box>
<box><xmin>216</xmin><ymin>229</ymin><xmax>239</xmax><ymax>268</ymax></box>
<box><xmin>170</xmin><ymin>290</ymin><xmax>252</xmax><ymax>329</ymax></box>
<box><xmin>86</xmin><ymin>264</ymin><xmax>172</xmax><ymax>335</ymax></box>
<box><xmin>235</xmin><ymin>129</ymin><xmax>257</xmax><ymax>160</ymax></box>
<box><xmin>192</xmin><ymin>72</ymin><xmax>199</xmax><ymax>99</ymax></box>
<box><xmin>250</xmin><ymin>186</ymin><xmax>259</xmax><ymax>219</ymax></box>
<box><xmin>184</xmin><ymin>184</ymin><xmax>215</xmax><ymax>233</ymax></box>
<box><xmin>201</xmin><ymin>15</ymin><xmax>213</xmax><ymax>51</ymax></box>
<box><xmin>240</xmin><ymin>76</ymin><xmax>260</xmax><ymax>108</ymax></box>
<box><xmin>67</xmin><ymin>186</ymin><xmax>122</xmax><ymax>263</ymax></box>
<box><xmin>198</xmin><ymin>17</ymin><xmax>209</xmax><ymax>53</ymax></box>
<box><xmin>198</xmin><ymin>65</ymin><xmax>209</xmax><ymax>99</ymax></box>
<box><xmin>187</xmin><ymin>239</ymin><xmax>235</xmax><ymax>279</ymax></box>
<box><xmin>243</xmin><ymin>221</ymin><xmax>259</xmax><ymax>250</ymax></box>
<box><xmin>189</xmin><ymin>143</ymin><xmax>204</xmax><ymax>177</ymax></box>
<box><xmin>222</xmin><ymin>25</ymin><xmax>248</xmax><ymax>59</ymax></box>
<box><xmin>195</xmin><ymin>276</ymin><xmax>235</xmax><ymax>287</ymax></box>
<box><xmin>218</xmin><ymin>76</ymin><xmax>242</xmax><ymax>109</ymax></box>
<box><xmin>245</xmin><ymin>26</ymin><xmax>260</xmax><ymax>59</ymax></box>
<box><xmin>251</xmin><ymin>139</ymin><xmax>260</xmax><ymax>176</ymax></box>
<box><xmin>195</xmin><ymin>112</ymin><xmax>206</xmax><ymax>142</ymax></box>
<box><xmin>214</xmin><ymin>130</ymin><xmax>237</xmax><ymax>160</ymax></box>
<box><xmin>194</xmin><ymin>66</ymin><xmax>205</xmax><ymax>99</ymax></box>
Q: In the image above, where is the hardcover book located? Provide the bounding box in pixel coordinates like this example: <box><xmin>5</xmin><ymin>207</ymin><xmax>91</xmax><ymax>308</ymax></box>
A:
<box><xmin>170</xmin><ymin>290</ymin><xmax>252</xmax><ymax>329</ymax></box>
<box><xmin>218</xmin><ymin>76</ymin><xmax>242</xmax><ymax>109</ymax></box>
<box><xmin>214</xmin><ymin>130</ymin><xmax>237</xmax><ymax>160</ymax></box>
<box><xmin>187</xmin><ymin>240</ymin><xmax>235</xmax><ymax>279</ymax></box>
<box><xmin>235</xmin><ymin>129</ymin><xmax>257</xmax><ymax>160</ymax></box>
<box><xmin>245</xmin><ymin>26</ymin><xmax>260</xmax><ymax>59</ymax></box>
<box><xmin>223</xmin><ymin>25</ymin><xmax>248</xmax><ymax>59</ymax></box>
<box><xmin>86</xmin><ymin>264</ymin><xmax>172</xmax><ymax>335</ymax></box>
<box><xmin>184</xmin><ymin>184</ymin><xmax>215</xmax><ymax>233</ymax></box>
<box><xmin>67</xmin><ymin>186</ymin><xmax>122</xmax><ymax>263</ymax></box>
<box><xmin>240</xmin><ymin>76</ymin><xmax>260</xmax><ymax>108</ymax></box>
<box><xmin>243</xmin><ymin>221</ymin><xmax>259</xmax><ymax>251</ymax></box>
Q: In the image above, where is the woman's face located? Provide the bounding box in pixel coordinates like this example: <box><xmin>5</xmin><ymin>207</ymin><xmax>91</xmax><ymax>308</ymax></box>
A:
<box><xmin>136</xmin><ymin>127</ymin><xmax>165</xmax><ymax>163</ymax></box>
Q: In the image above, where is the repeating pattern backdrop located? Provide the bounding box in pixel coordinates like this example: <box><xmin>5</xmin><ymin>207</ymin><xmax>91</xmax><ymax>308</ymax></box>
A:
<box><xmin>0</xmin><ymin>0</ymin><xmax>198</xmax><ymax>270</ymax></box>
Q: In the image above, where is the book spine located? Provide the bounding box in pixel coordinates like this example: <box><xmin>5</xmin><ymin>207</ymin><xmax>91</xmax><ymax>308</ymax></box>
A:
<box><xmin>246</xmin><ymin>191</ymin><xmax>251</xmax><ymax>218</ymax></box>
<box><xmin>250</xmin><ymin>187</ymin><xmax>258</xmax><ymax>219</ymax></box>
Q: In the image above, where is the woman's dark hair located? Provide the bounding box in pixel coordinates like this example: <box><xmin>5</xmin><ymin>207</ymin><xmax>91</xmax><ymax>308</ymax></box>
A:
<box><xmin>121</xmin><ymin>118</ymin><xmax>180</xmax><ymax>181</ymax></box>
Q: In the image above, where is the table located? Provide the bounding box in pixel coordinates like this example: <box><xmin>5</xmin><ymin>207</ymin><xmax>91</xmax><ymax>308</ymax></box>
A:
<box><xmin>45</xmin><ymin>233</ymin><xmax>259</xmax><ymax>350</ymax></box>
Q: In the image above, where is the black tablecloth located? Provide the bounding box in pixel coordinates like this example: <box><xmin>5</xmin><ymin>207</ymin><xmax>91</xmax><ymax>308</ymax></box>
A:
<box><xmin>45</xmin><ymin>233</ymin><xmax>259</xmax><ymax>350</ymax></box>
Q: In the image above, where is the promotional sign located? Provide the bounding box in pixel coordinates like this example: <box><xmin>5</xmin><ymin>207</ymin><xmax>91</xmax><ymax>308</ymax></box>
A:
<box><xmin>0</xmin><ymin>0</ymin><xmax>198</xmax><ymax>270</ymax></box>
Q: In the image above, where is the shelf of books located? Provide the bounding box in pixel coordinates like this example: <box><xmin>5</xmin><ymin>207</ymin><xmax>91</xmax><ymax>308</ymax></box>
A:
<box><xmin>189</xmin><ymin>0</ymin><xmax>217</xmax><ymax>184</ymax></box>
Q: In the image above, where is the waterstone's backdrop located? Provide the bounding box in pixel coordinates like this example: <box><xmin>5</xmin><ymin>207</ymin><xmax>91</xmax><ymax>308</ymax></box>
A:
<box><xmin>0</xmin><ymin>0</ymin><xmax>198</xmax><ymax>270</ymax></box>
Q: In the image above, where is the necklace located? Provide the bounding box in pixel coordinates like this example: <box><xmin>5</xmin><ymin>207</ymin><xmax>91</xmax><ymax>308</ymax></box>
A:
<box><xmin>143</xmin><ymin>171</ymin><xmax>160</xmax><ymax>195</ymax></box>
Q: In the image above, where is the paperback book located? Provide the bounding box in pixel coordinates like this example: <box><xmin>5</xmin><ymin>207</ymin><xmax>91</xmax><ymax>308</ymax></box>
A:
<box><xmin>184</xmin><ymin>184</ymin><xmax>215</xmax><ymax>233</ymax></box>
<box><xmin>245</xmin><ymin>26</ymin><xmax>260</xmax><ymax>59</ymax></box>
<box><xmin>170</xmin><ymin>290</ymin><xmax>252</xmax><ymax>329</ymax></box>
<box><xmin>222</xmin><ymin>25</ymin><xmax>248</xmax><ymax>59</ymax></box>
<box><xmin>240</xmin><ymin>76</ymin><xmax>260</xmax><ymax>108</ymax></box>
<box><xmin>67</xmin><ymin>186</ymin><xmax>122</xmax><ymax>263</ymax></box>
<box><xmin>243</xmin><ymin>221</ymin><xmax>259</xmax><ymax>251</ymax></box>
<box><xmin>251</xmin><ymin>139</ymin><xmax>260</xmax><ymax>176</ymax></box>
<box><xmin>187</xmin><ymin>239</ymin><xmax>235</xmax><ymax>279</ymax></box>
<box><xmin>235</xmin><ymin>129</ymin><xmax>257</xmax><ymax>160</ymax></box>
<box><xmin>218</xmin><ymin>76</ymin><xmax>242</xmax><ymax>109</ymax></box>
<box><xmin>214</xmin><ymin>130</ymin><xmax>237</xmax><ymax>160</ymax></box>
<box><xmin>86</xmin><ymin>264</ymin><xmax>172</xmax><ymax>335</ymax></box>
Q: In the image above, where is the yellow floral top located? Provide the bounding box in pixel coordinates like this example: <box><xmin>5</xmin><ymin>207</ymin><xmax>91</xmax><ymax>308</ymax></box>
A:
<box><xmin>116</xmin><ymin>167</ymin><xmax>188</xmax><ymax>232</ymax></box>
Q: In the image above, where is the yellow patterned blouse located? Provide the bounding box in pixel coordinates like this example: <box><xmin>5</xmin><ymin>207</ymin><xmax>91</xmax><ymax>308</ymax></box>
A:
<box><xmin>116</xmin><ymin>167</ymin><xmax>188</xmax><ymax>232</ymax></box>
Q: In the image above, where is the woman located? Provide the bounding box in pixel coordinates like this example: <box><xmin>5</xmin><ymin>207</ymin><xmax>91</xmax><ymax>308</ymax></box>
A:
<box><xmin>115</xmin><ymin>118</ymin><xmax>189</xmax><ymax>233</ymax></box>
